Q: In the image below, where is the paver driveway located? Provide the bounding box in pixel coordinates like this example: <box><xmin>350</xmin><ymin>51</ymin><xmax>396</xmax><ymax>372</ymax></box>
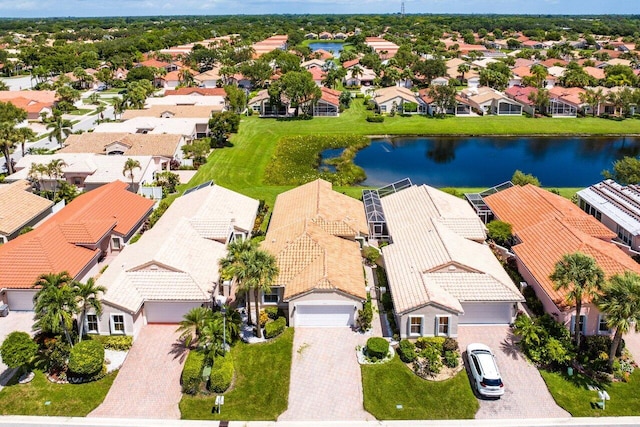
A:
<box><xmin>457</xmin><ymin>325</ymin><xmax>570</xmax><ymax>420</ymax></box>
<box><xmin>0</xmin><ymin>312</ymin><xmax>35</xmax><ymax>389</ymax></box>
<box><xmin>89</xmin><ymin>325</ymin><xmax>187</xmax><ymax>419</ymax></box>
<box><xmin>278</xmin><ymin>328</ymin><xmax>374</xmax><ymax>421</ymax></box>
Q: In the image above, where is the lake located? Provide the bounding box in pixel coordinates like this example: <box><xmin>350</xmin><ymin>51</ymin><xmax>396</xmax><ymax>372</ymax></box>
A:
<box><xmin>346</xmin><ymin>136</ymin><xmax>640</xmax><ymax>188</ymax></box>
<box><xmin>308</xmin><ymin>42</ymin><xmax>344</xmax><ymax>56</ymax></box>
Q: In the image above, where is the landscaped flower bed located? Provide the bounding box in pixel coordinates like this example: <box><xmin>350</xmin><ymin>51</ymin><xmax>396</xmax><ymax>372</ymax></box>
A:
<box><xmin>396</xmin><ymin>337</ymin><xmax>463</xmax><ymax>381</ymax></box>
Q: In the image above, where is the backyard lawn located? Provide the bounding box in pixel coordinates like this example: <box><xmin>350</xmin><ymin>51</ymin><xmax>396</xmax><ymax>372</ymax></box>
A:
<box><xmin>541</xmin><ymin>369</ymin><xmax>640</xmax><ymax>417</ymax></box>
<box><xmin>0</xmin><ymin>370</ymin><xmax>117</xmax><ymax>416</ymax></box>
<box><xmin>184</xmin><ymin>99</ymin><xmax>593</xmax><ymax>207</ymax></box>
<box><xmin>361</xmin><ymin>356</ymin><xmax>478</xmax><ymax>420</ymax></box>
<box><xmin>179</xmin><ymin>328</ymin><xmax>294</xmax><ymax>420</ymax></box>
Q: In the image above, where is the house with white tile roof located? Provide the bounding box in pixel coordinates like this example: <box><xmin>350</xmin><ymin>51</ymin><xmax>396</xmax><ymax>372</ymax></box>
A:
<box><xmin>95</xmin><ymin>182</ymin><xmax>259</xmax><ymax>337</ymax></box>
<box><xmin>380</xmin><ymin>184</ymin><xmax>523</xmax><ymax>339</ymax></box>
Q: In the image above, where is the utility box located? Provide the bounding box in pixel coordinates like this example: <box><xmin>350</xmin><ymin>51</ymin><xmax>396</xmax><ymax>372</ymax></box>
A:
<box><xmin>0</xmin><ymin>304</ymin><xmax>9</xmax><ymax>317</ymax></box>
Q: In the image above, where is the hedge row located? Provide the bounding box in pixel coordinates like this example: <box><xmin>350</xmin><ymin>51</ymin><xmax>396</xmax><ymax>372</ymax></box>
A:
<box><xmin>209</xmin><ymin>355</ymin><xmax>234</xmax><ymax>393</ymax></box>
<box><xmin>89</xmin><ymin>335</ymin><xmax>133</xmax><ymax>351</ymax></box>
<box><xmin>181</xmin><ymin>350</ymin><xmax>205</xmax><ymax>394</ymax></box>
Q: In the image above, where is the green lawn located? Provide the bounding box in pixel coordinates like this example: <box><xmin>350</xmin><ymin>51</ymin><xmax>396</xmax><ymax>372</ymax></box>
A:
<box><xmin>541</xmin><ymin>369</ymin><xmax>640</xmax><ymax>417</ymax></box>
<box><xmin>180</xmin><ymin>328</ymin><xmax>294</xmax><ymax>420</ymax></box>
<box><xmin>361</xmin><ymin>356</ymin><xmax>478</xmax><ymax>420</ymax></box>
<box><xmin>67</xmin><ymin>108</ymin><xmax>93</xmax><ymax>116</ymax></box>
<box><xmin>183</xmin><ymin>99</ymin><xmax>593</xmax><ymax>207</ymax></box>
<box><xmin>0</xmin><ymin>370</ymin><xmax>117</xmax><ymax>416</ymax></box>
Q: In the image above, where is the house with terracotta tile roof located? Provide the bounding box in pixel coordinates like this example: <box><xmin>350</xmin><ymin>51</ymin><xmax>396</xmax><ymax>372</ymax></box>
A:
<box><xmin>0</xmin><ymin>180</ymin><xmax>54</xmax><ymax>243</ymax></box>
<box><xmin>0</xmin><ymin>90</ymin><xmax>56</xmax><ymax>120</ymax></box>
<box><xmin>0</xmin><ymin>181</ymin><xmax>153</xmax><ymax>311</ymax></box>
<box><xmin>365</xmin><ymin>37</ymin><xmax>399</xmax><ymax>59</ymax></box>
<box><xmin>548</xmin><ymin>86</ymin><xmax>585</xmax><ymax>117</ymax></box>
<box><xmin>121</xmin><ymin>105</ymin><xmax>218</xmax><ymax>120</ymax></box>
<box><xmin>418</xmin><ymin>89</ymin><xmax>474</xmax><ymax>116</ymax></box>
<box><xmin>577</xmin><ymin>180</ymin><xmax>640</xmax><ymax>253</ymax></box>
<box><xmin>94</xmin><ymin>183</ymin><xmax>258</xmax><ymax>336</ymax></box>
<box><xmin>261</xmin><ymin>179</ymin><xmax>368</xmax><ymax>327</ymax></box>
<box><xmin>460</xmin><ymin>86</ymin><xmax>524</xmax><ymax>116</ymax></box>
<box><xmin>381</xmin><ymin>184</ymin><xmax>523</xmax><ymax>338</ymax></box>
<box><xmin>135</xmin><ymin>58</ymin><xmax>177</xmax><ymax>72</ymax></box>
<box><xmin>194</xmin><ymin>68</ymin><xmax>222</xmax><ymax>88</ymax></box>
<box><xmin>483</xmin><ymin>184</ymin><xmax>640</xmax><ymax>336</ymax></box>
<box><xmin>164</xmin><ymin>87</ymin><xmax>226</xmax><ymax>97</ymax></box>
<box><xmin>248</xmin><ymin>89</ymin><xmax>290</xmax><ymax>117</ymax></box>
<box><xmin>504</xmin><ymin>86</ymin><xmax>537</xmax><ymax>116</ymax></box>
<box><xmin>344</xmin><ymin>66</ymin><xmax>376</xmax><ymax>87</ymax></box>
<box><xmin>94</xmin><ymin>116</ymin><xmax>209</xmax><ymax>141</ymax></box>
<box><xmin>311</xmin><ymin>87</ymin><xmax>341</xmax><ymax>117</ymax></box>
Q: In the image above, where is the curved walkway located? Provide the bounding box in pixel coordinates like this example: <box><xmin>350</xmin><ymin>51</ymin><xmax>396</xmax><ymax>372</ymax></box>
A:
<box><xmin>89</xmin><ymin>325</ymin><xmax>187</xmax><ymax>419</ymax></box>
<box><xmin>278</xmin><ymin>327</ymin><xmax>374</xmax><ymax>422</ymax></box>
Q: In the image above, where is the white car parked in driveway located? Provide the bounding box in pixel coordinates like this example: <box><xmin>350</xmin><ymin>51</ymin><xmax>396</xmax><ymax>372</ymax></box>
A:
<box><xmin>466</xmin><ymin>343</ymin><xmax>505</xmax><ymax>398</ymax></box>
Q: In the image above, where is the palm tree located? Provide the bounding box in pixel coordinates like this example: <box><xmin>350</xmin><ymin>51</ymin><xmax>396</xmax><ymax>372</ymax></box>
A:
<box><xmin>32</xmin><ymin>272</ymin><xmax>77</xmax><ymax>346</ymax></box>
<box><xmin>248</xmin><ymin>249</ymin><xmax>279</xmax><ymax>339</ymax></box>
<box><xmin>527</xmin><ymin>88</ymin><xmax>550</xmax><ymax>116</ymax></box>
<box><xmin>96</xmin><ymin>104</ymin><xmax>107</xmax><ymax>121</ymax></box>
<box><xmin>44</xmin><ymin>158</ymin><xmax>68</xmax><ymax>202</ymax></box>
<box><xmin>350</xmin><ymin>65</ymin><xmax>363</xmax><ymax>85</ymax></box>
<box><xmin>73</xmin><ymin>278</ymin><xmax>106</xmax><ymax>341</ymax></box>
<box><xmin>579</xmin><ymin>87</ymin><xmax>605</xmax><ymax>117</ymax></box>
<box><xmin>177</xmin><ymin>306</ymin><xmax>214</xmax><ymax>347</ymax></box>
<box><xmin>28</xmin><ymin>162</ymin><xmax>47</xmax><ymax>192</ymax></box>
<box><xmin>596</xmin><ymin>271</ymin><xmax>640</xmax><ymax>370</ymax></box>
<box><xmin>200</xmin><ymin>315</ymin><xmax>226</xmax><ymax>361</ymax></box>
<box><xmin>550</xmin><ymin>252</ymin><xmax>605</xmax><ymax>348</ymax></box>
<box><xmin>14</xmin><ymin>126</ymin><xmax>35</xmax><ymax>157</ymax></box>
<box><xmin>529</xmin><ymin>64</ymin><xmax>548</xmax><ymax>88</ymax></box>
<box><xmin>178</xmin><ymin>69</ymin><xmax>195</xmax><ymax>87</ymax></box>
<box><xmin>122</xmin><ymin>158</ymin><xmax>141</xmax><ymax>190</ymax></box>
<box><xmin>220</xmin><ymin>305</ymin><xmax>242</xmax><ymax>342</ymax></box>
<box><xmin>46</xmin><ymin>111</ymin><xmax>73</xmax><ymax>148</ymax></box>
<box><xmin>457</xmin><ymin>63</ymin><xmax>470</xmax><ymax>84</ymax></box>
<box><xmin>113</xmin><ymin>96</ymin><xmax>126</xmax><ymax>120</ymax></box>
<box><xmin>219</xmin><ymin>239</ymin><xmax>258</xmax><ymax>325</ymax></box>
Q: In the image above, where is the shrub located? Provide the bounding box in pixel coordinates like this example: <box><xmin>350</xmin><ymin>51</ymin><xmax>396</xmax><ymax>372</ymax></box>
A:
<box><xmin>357</xmin><ymin>297</ymin><xmax>373</xmax><ymax>331</ymax></box>
<box><xmin>181</xmin><ymin>350</ymin><xmax>205</xmax><ymax>394</ymax></box>
<box><xmin>444</xmin><ymin>350</ymin><xmax>460</xmax><ymax>368</ymax></box>
<box><xmin>415</xmin><ymin>336</ymin><xmax>445</xmax><ymax>353</ymax></box>
<box><xmin>397</xmin><ymin>339</ymin><xmax>417</xmax><ymax>363</ymax></box>
<box><xmin>362</xmin><ymin>246</ymin><xmax>380</xmax><ymax>265</ymax></box>
<box><xmin>366</xmin><ymin>114</ymin><xmax>384</xmax><ymax>123</ymax></box>
<box><xmin>414</xmin><ymin>345</ymin><xmax>443</xmax><ymax>376</ymax></box>
<box><xmin>381</xmin><ymin>292</ymin><xmax>393</xmax><ymax>312</ymax></box>
<box><xmin>442</xmin><ymin>337</ymin><xmax>459</xmax><ymax>353</ymax></box>
<box><xmin>209</xmin><ymin>355</ymin><xmax>234</xmax><ymax>393</ymax></box>
<box><xmin>90</xmin><ymin>335</ymin><xmax>133</xmax><ymax>351</ymax></box>
<box><xmin>259</xmin><ymin>310</ymin><xmax>269</xmax><ymax>327</ymax></box>
<box><xmin>486</xmin><ymin>220</ymin><xmax>512</xmax><ymax>246</ymax></box>
<box><xmin>366</xmin><ymin>337</ymin><xmax>389</xmax><ymax>360</ymax></box>
<box><xmin>0</xmin><ymin>331</ymin><xmax>37</xmax><ymax>373</ymax></box>
<box><xmin>523</xmin><ymin>285</ymin><xmax>544</xmax><ymax>317</ymax></box>
<box><xmin>264</xmin><ymin>306</ymin><xmax>279</xmax><ymax>320</ymax></box>
<box><xmin>265</xmin><ymin>317</ymin><xmax>286</xmax><ymax>339</ymax></box>
<box><xmin>68</xmin><ymin>340</ymin><xmax>105</xmax><ymax>377</ymax></box>
<box><xmin>512</xmin><ymin>170</ymin><xmax>541</xmax><ymax>186</ymax></box>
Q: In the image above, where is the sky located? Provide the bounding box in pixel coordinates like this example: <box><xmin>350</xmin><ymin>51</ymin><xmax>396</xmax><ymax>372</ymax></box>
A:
<box><xmin>0</xmin><ymin>0</ymin><xmax>637</xmax><ymax>18</ymax></box>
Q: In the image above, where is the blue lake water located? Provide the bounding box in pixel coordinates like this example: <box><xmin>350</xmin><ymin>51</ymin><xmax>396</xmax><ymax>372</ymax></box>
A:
<box><xmin>347</xmin><ymin>136</ymin><xmax>640</xmax><ymax>188</ymax></box>
<box><xmin>308</xmin><ymin>42</ymin><xmax>344</xmax><ymax>56</ymax></box>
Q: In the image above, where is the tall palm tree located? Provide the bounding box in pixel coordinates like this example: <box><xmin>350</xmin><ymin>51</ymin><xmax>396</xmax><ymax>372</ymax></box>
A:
<box><xmin>248</xmin><ymin>249</ymin><xmax>279</xmax><ymax>339</ymax></box>
<box><xmin>527</xmin><ymin>88</ymin><xmax>550</xmax><ymax>116</ymax></box>
<box><xmin>579</xmin><ymin>87</ymin><xmax>605</xmax><ymax>117</ymax></box>
<box><xmin>596</xmin><ymin>271</ymin><xmax>640</xmax><ymax>370</ymax></box>
<box><xmin>177</xmin><ymin>306</ymin><xmax>214</xmax><ymax>347</ymax></box>
<box><xmin>122</xmin><ymin>158</ymin><xmax>141</xmax><ymax>190</ymax></box>
<box><xmin>73</xmin><ymin>278</ymin><xmax>106</xmax><ymax>341</ymax></box>
<box><xmin>550</xmin><ymin>252</ymin><xmax>605</xmax><ymax>348</ymax></box>
<box><xmin>457</xmin><ymin>63</ymin><xmax>470</xmax><ymax>84</ymax></box>
<box><xmin>32</xmin><ymin>272</ymin><xmax>77</xmax><ymax>346</ymax></box>
<box><xmin>219</xmin><ymin>239</ymin><xmax>258</xmax><ymax>325</ymax></box>
<box><xmin>178</xmin><ymin>69</ymin><xmax>195</xmax><ymax>87</ymax></box>
<box><xmin>46</xmin><ymin>158</ymin><xmax>67</xmax><ymax>202</ymax></box>
<box><xmin>28</xmin><ymin>162</ymin><xmax>47</xmax><ymax>192</ymax></box>
<box><xmin>529</xmin><ymin>64</ymin><xmax>548</xmax><ymax>88</ymax></box>
<box><xmin>46</xmin><ymin>111</ymin><xmax>73</xmax><ymax>148</ymax></box>
<box><xmin>113</xmin><ymin>96</ymin><xmax>126</xmax><ymax>120</ymax></box>
<box><xmin>15</xmin><ymin>126</ymin><xmax>35</xmax><ymax>157</ymax></box>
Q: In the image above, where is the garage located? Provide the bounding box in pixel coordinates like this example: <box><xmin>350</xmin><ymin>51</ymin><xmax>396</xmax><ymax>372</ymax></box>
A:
<box><xmin>6</xmin><ymin>290</ymin><xmax>37</xmax><ymax>311</ymax></box>
<box><xmin>144</xmin><ymin>301</ymin><xmax>202</xmax><ymax>324</ymax></box>
<box><xmin>295</xmin><ymin>303</ymin><xmax>355</xmax><ymax>327</ymax></box>
<box><xmin>459</xmin><ymin>302</ymin><xmax>513</xmax><ymax>325</ymax></box>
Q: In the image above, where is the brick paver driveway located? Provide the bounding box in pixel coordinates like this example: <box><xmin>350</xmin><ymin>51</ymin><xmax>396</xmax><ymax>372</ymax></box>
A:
<box><xmin>0</xmin><ymin>312</ymin><xmax>35</xmax><ymax>389</ymax></box>
<box><xmin>624</xmin><ymin>331</ymin><xmax>640</xmax><ymax>362</ymax></box>
<box><xmin>89</xmin><ymin>325</ymin><xmax>187</xmax><ymax>419</ymax></box>
<box><xmin>457</xmin><ymin>325</ymin><xmax>570</xmax><ymax>419</ymax></box>
<box><xmin>278</xmin><ymin>328</ymin><xmax>374</xmax><ymax>421</ymax></box>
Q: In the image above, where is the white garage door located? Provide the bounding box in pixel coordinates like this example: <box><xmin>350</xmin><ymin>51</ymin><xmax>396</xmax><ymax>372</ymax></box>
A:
<box><xmin>295</xmin><ymin>304</ymin><xmax>355</xmax><ymax>327</ymax></box>
<box><xmin>6</xmin><ymin>290</ymin><xmax>37</xmax><ymax>311</ymax></box>
<box><xmin>459</xmin><ymin>302</ymin><xmax>513</xmax><ymax>325</ymax></box>
<box><xmin>144</xmin><ymin>302</ymin><xmax>202</xmax><ymax>324</ymax></box>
